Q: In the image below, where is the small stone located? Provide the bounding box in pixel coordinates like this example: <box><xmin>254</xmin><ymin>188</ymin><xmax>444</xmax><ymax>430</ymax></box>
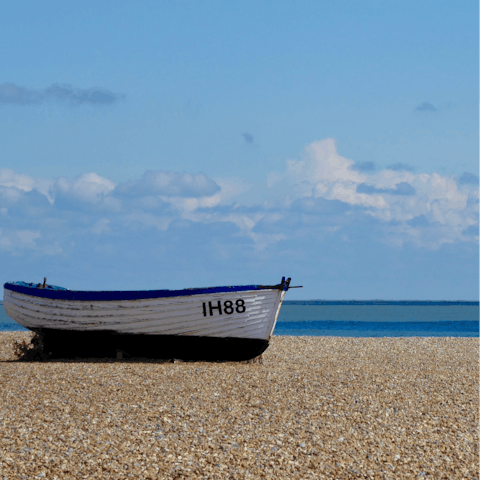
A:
<box><xmin>0</xmin><ymin>333</ymin><xmax>476</xmax><ymax>479</ymax></box>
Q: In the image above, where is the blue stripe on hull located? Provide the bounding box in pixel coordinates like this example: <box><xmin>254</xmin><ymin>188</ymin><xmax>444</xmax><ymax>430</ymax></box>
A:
<box><xmin>4</xmin><ymin>280</ymin><xmax>286</xmax><ymax>302</ymax></box>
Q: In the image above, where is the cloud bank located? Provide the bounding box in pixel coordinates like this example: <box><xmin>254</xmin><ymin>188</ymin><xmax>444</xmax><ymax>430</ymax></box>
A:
<box><xmin>0</xmin><ymin>139</ymin><xmax>477</xmax><ymax>297</ymax></box>
<box><xmin>0</xmin><ymin>83</ymin><xmax>124</xmax><ymax>106</ymax></box>
<box><xmin>1</xmin><ymin>139</ymin><xmax>477</xmax><ymax>256</ymax></box>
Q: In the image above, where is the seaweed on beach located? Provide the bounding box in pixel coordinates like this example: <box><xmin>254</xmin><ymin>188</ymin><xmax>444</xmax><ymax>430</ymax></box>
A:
<box><xmin>13</xmin><ymin>330</ymin><xmax>47</xmax><ymax>361</ymax></box>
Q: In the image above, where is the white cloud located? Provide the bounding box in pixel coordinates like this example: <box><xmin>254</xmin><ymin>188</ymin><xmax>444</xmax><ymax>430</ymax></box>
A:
<box><xmin>51</xmin><ymin>172</ymin><xmax>116</xmax><ymax>204</ymax></box>
<box><xmin>0</xmin><ymin>140</ymin><xmax>477</xmax><ymax>255</ymax></box>
<box><xmin>288</xmin><ymin>138</ymin><xmax>364</xmax><ymax>184</ymax></box>
<box><xmin>266</xmin><ymin>139</ymin><xmax>478</xmax><ymax>248</ymax></box>
<box><xmin>0</xmin><ymin>168</ymin><xmax>53</xmax><ymax>201</ymax></box>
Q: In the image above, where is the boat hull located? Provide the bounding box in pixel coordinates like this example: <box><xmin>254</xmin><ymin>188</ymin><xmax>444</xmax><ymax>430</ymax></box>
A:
<box><xmin>3</xmin><ymin>279</ymin><xmax>290</xmax><ymax>360</ymax></box>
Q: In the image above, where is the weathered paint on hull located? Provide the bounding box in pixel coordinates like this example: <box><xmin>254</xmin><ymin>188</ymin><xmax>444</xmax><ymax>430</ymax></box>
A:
<box><xmin>38</xmin><ymin>328</ymin><xmax>269</xmax><ymax>361</ymax></box>
<box><xmin>3</xmin><ymin>288</ymin><xmax>285</xmax><ymax>341</ymax></box>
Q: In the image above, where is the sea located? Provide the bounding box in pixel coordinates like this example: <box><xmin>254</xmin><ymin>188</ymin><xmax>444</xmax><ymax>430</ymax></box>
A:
<box><xmin>1</xmin><ymin>300</ymin><xmax>478</xmax><ymax>337</ymax></box>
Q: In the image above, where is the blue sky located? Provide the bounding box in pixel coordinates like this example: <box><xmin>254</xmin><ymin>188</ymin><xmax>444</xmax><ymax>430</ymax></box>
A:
<box><xmin>0</xmin><ymin>0</ymin><xmax>478</xmax><ymax>299</ymax></box>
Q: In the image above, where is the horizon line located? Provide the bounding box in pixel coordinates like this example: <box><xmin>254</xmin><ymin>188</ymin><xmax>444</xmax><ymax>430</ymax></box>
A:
<box><xmin>1</xmin><ymin>299</ymin><xmax>479</xmax><ymax>304</ymax></box>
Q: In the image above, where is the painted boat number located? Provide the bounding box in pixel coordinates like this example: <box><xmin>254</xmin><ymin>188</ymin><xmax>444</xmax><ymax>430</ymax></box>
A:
<box><xmin>202</xmin><ymin>299</ymin><xmax>246</xmax><ymax>316</ymax></box>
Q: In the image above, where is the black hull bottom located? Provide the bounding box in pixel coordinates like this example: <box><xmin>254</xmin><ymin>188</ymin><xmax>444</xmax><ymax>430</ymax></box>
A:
<box><xmin>36</xmin><ymin>328</ymin><xmax>269</xmax><ymax>361</ymax></box>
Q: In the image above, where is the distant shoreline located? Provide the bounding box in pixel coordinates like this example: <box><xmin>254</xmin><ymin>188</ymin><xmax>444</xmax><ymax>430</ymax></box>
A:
<box><xmin>283</xmin><ymin>300</ymin><xmax>479</xmax><ymax>306</ymax></box>
<box><xmin>1</xmin><ymin>299</ymin><xmax>479</xmax><ymax>306</ymax></box>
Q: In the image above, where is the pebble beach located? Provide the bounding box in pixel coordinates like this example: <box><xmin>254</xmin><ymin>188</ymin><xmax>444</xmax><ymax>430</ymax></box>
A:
<box><xmin>0</xmin><ymin>332</ymin><xmax>478</xmax><ymax>479</ymax></box>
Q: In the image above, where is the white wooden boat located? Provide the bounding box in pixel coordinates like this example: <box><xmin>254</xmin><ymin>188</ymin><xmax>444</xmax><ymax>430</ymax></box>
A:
<box><xmin>3</xmin><ymin>277</ymin><xmax>295</xmax><ymax>360</ymax></box>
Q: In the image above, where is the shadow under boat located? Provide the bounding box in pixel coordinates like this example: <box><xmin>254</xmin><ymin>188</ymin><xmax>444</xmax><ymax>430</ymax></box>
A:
<box><xmin>36</xmin><ymin>328</ymin><xmax>269</xmax><ymax>362</ymax></box>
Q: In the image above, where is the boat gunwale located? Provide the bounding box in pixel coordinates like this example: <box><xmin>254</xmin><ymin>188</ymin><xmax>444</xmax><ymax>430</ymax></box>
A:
<box><xmin>4</xmin><ymin>280</ymin><xmax>289</xmax><ymax>302</ymax></box>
